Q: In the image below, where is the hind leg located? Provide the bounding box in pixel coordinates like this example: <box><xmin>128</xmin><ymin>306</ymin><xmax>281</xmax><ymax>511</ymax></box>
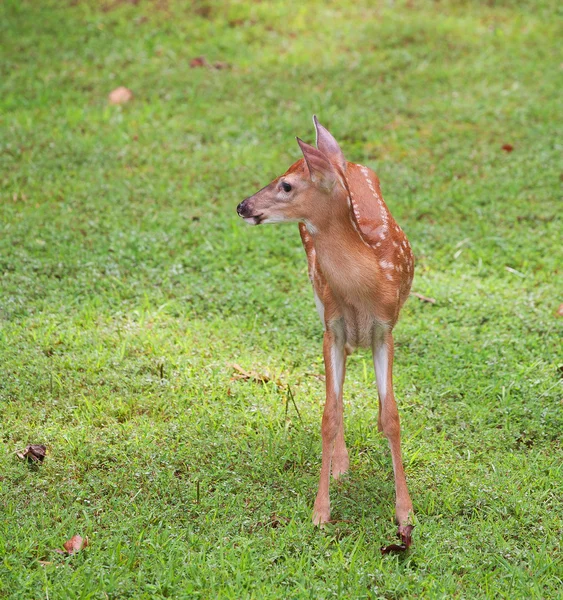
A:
<box><xmin>331</xmin><ymin>414</ymin><xmax>349</xmax><ymax>480</ymax></box>
<box><xmin>373</xmin><ymin>328</ymin><xmax>414</xmax><ymax>546</ymax></box>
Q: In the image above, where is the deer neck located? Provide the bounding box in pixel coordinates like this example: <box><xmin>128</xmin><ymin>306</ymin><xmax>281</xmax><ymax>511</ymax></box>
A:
<box><xmin>305</xmin><ymin>196</ymin><xmax>377</xmax><ymax>302</ymax></box>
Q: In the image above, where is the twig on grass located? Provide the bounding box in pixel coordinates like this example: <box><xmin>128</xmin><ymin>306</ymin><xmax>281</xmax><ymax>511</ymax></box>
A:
<box><xmin>411</xmin><ymin>292</ymin><xmax>436</xmax><ymax>304</ymax></box>
<box><xmin>286</xmin><ymin>385</ymin><xmax>303</xmax><ymax>424</ymax></box>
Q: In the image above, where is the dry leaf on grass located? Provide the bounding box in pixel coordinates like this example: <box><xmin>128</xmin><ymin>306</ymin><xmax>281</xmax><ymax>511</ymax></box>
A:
<box><xmin>54</xmin><ymin>535</ymin><xmax>89</xmax><ymax>555</ymax></box>
<box><xmin>230</xmin><ymin>363</ymin><xmax>281</xmax><ymax>386</ymax></box>
<box><xmin>557</xmin><ymin>303</ymin><xmax>563</xmax><ymax>317</ymax></box>
<box><xmin>189</xmin><ymin>56</ymin><xmax>231</xmax><ymax>70</ymax></box>
<box><xmin>411</xmin><ymin>292</ymin><xmax>436</xmax><ymax>304</ymax></box>
<box><xmin>230</xmin><ymin>364</ymin><xmax>302</xmax><ymax>423</ymax></box>
<box><xmin>16</xmin><ymin>444</ymin><xmax>47</xmax><ymax>462</ymax></box>
<box><xmin>305</xmin><ymin>371</ymin><xmax>325</xmax><ymax>382</ymax></box>
<box><xmin>501</xmin><ymin>143</ymin><xmax>514</xmax><ymax>152</ymax></box>
<box><xmin>268</xmin><ymin>513</ymin><xmax>290</xmax><ymax>528</ymax></box>
<box><xmin>250</xmin><ymin>513</ymin><xmax>290</xmax><ymax>532</ymax></box>
<box><xmin>189</xmin><ymin>56</ymin><xmax>209</xmax><ymax>68</ymax></box>
<box><xmin>108</xmin><ymin>86</ymin><xmax>133</xmax><ymax>104</ymax></box>
<box><xmin>64</xmin><ymin>535</ymin><xmax>88</xmax><ymax>554</ymax></box>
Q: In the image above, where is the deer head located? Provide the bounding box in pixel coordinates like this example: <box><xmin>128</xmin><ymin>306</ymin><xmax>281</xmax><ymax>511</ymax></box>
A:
<box><xmin>237</xmin><ymin>117</ymin><xmax>348</xmax><ymax>227</ymax></box>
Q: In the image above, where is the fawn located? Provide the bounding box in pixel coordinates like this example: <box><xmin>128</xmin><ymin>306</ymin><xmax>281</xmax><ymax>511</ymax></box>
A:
<box><xmin>237</xmin><ymin>117</ymin><xmax>415</xmax><ymax>549</ymax></box>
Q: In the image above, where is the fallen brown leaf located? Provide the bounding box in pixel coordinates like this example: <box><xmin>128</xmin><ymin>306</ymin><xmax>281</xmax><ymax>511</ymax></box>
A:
<box><xmin>61</xmin><ymin>535</ymin><xmax>88</xmax><ymax>555</ymax></box>
<box><xmin>108</xmin><ymin>86</ymin><xmax>133</xmax><ymax>104</ymax></box>
<box><xmin>252</xmin><ymin>513</ymin><xmax>290</xmax><ymax>532</ymax></box>
<box><xmin>325</xmin><ymin>519</ymin><xmax>353</xmax><ymax>524</ymax></box>
<box><xmin>501</xmin><ymin>143</ymin><xmax>514</xmax><ymax>152</ymax></box>
<box><xmin>230</xmin><ymin>363</ymin><xmax>281</xmax><ymax>386</ymax></box>
<box><xmin>415</xmin><ymin>211</ymin><xmax>435</xmax><ymax>223</ymax></box>
<box><xmin>557</xmin><ymin>303</ymin><xmax>563</xmax><ymax>317</ymax></box>
<box><xmin>189</xmin><ymin>56</ymin><xmax>209</xmax><ymax>68</ymax></box>
<box><xmin>190</xmin><ymin>56</ymin><xmax>230</xmax><ymax>70</ymax></box>
<box><xmin>412</xmin><ymin>292</ymin><xmax>436</xmax><ymax>304</ymax></box>
<box><xmin>16</xmin><ymin>444</ymin><xmax>47</xmax><ymax>462</ymax></box>
<box><xmin>305</xmin><ymin>371</ymin><xmax>325</xmax><ymax>382</ymax></box>
<box><xmin>269</xmin><ymin>513</ymin><xmax>290</xmax><ymax>528</ymax></box>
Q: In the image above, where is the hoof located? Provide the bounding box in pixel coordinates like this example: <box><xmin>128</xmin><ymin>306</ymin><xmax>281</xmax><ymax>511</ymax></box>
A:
<box><xmin>398</xmin><ymin>523</ymin><xmax>414</xmax><ymax>548</ymax></box>
<box><xmin>331</xmin><ymin>454</ymin><xmax>349</xmax><ymax>480</ymax></box>
<box><xmin>312</xmin><ymin>506</ymin><xmax>330</xmax><ymax>527</ymax></box>
<box><xmin>380</xmin><ymin>524</ymin><xmax>414</xmax><ymax>554</ymax></box>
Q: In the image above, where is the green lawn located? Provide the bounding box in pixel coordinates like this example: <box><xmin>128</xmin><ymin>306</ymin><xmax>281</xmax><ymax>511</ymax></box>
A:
<box><xmin>1</xmin><ymin>0</ymin><xmax>562</xmax><ymax>597</ymax></box>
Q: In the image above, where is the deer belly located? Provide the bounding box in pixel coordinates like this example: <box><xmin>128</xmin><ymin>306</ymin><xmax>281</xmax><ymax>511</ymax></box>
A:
<box><xmin>342</xmin><ymin>307</ymin><xmax>375</xmax><ymax>349</ymax></box>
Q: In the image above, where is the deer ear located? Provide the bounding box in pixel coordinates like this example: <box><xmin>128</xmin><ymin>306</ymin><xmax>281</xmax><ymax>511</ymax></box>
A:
<box><xmin>296</xmin><ymin>137</ymin><xmax>336</xmax><ymax>189</ymax></box>
<box><xmin>313</xmin><ymin>115</ymin><xmax>346</xmax><ymax>172</ymax></box>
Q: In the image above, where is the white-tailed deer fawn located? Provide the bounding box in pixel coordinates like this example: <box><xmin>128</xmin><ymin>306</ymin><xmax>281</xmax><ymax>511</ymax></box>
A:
<box><xmin>237</xmin><ymin>117</ymin><xmax>415</xmax><ymax>549</ymax></box>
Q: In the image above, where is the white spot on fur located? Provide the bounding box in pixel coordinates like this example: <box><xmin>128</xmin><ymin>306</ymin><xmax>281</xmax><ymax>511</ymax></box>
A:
<box><xmin>362</xmin><ymin>169</ymin><xmax>382</xmax><ymax>202</ymax></box>
<box><xmin>305</xmin><ymin>220</ymin><xmax>318</xmax><ymax>235</ymax></box>
<box><xmin>373</xmin><ymin>337</ymin><xmax>388</xmax><ymax>402</ymax></box>
<box><xmin>331</xmin><ymin>348</ymin><xmax>344</xmax><ymax>398</ymax></box>
<box><xmin>305</xmin><ymin>243</ymin><xmax>317</xmax><ymax>282</ymax></box>
<box><xmin>346</xmin><ymin>168</ymin><xmax>400</xmax><ymax>255</ymax></box>
<box><xmin>313</xmin><ymin>290</ymin><xmax>325</xmax><ymax>325</ymax></box>
<box><xmin>380</xmin><ymin>260</ymin><xmax>394</xmax><ymax>269</ymax></box>
<box><xmin>260</xmin><ymin>215</ymin><xmax>295</xmax><ymax>224</ymax></box>
<box><xmin>385</xmin><ymin>273</ymin><xmax>394</xmax><ymax>281</ymax></box>
<box><xmin>346</xmin><ymin>192</ymin><xmax>372</xmax><ymax>250</ymax></box>
<box><xmin>330</xmin><ymin>320</ymin><xmax>346</xmax><ymax>398</ymax></box>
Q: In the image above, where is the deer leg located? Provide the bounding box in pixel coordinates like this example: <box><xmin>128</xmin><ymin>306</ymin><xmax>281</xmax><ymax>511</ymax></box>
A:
<box><xmin>373</xmin><ymin>329</ymin><xmax>414</xmax><ymax>546</ymax></box>
<box><xmin>313</xmin><ymin>322</ymin><xmax>346</xmax><ymax>525</ymax></box>
<box><xmin>331</xmin><ymin>386</ymin><xmax>349</xmax><ymax>480</ymax></box>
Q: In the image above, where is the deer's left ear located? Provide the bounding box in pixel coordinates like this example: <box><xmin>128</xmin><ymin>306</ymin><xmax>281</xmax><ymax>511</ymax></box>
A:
<box><xmin>297</xmin><ymin>138</ymin><xmax>337</xmax><ymax>190</ymax></box>
<box><xmin>313</xmin><ymin>116</ymin><xmax>346</xmax><ymax>172</ymax></box>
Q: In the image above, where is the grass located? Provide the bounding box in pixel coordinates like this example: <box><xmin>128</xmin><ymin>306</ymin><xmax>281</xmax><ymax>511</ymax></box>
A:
<box><xmin>1</xmin><ymin>0</ymin><xmax>562</xmax><ymax>597</ymax></box>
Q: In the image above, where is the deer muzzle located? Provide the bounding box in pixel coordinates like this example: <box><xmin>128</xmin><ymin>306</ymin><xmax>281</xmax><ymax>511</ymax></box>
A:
<box><xmin>236</xmin><ymin>198</ymin><xmax>263</xmax><ymax>225</ymax></box>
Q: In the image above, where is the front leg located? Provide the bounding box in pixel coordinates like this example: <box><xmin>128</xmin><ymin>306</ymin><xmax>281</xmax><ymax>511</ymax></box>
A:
<box><xmin>313</xmin><ymin>320</ymin><xmax>346</xmax><ymax>525</ymax></box>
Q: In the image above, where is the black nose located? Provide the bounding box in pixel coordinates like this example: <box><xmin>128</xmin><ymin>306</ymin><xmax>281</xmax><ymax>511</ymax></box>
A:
<box><xmin>237</xmin><ymin>200</ymin><xmax>247</xmax><ymax>217</ymax></box>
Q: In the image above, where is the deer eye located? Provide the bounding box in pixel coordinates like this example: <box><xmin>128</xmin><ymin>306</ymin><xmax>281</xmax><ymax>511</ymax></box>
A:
<box><xmin>281</xmin><ymin>181</ymin><xmax>292</xmax><ymax>193</ymax></box>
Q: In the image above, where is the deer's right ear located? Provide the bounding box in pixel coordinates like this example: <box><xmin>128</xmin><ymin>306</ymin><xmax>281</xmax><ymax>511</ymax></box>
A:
<box><xmin>296</xmin><ymin>138</ymin><xmax>336</xmax><ymax>190</ymax></box>
<box><xmin>313</xmin><ymin>116</ymin><xmax>346</xmax><ymax>172</ymax></box>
